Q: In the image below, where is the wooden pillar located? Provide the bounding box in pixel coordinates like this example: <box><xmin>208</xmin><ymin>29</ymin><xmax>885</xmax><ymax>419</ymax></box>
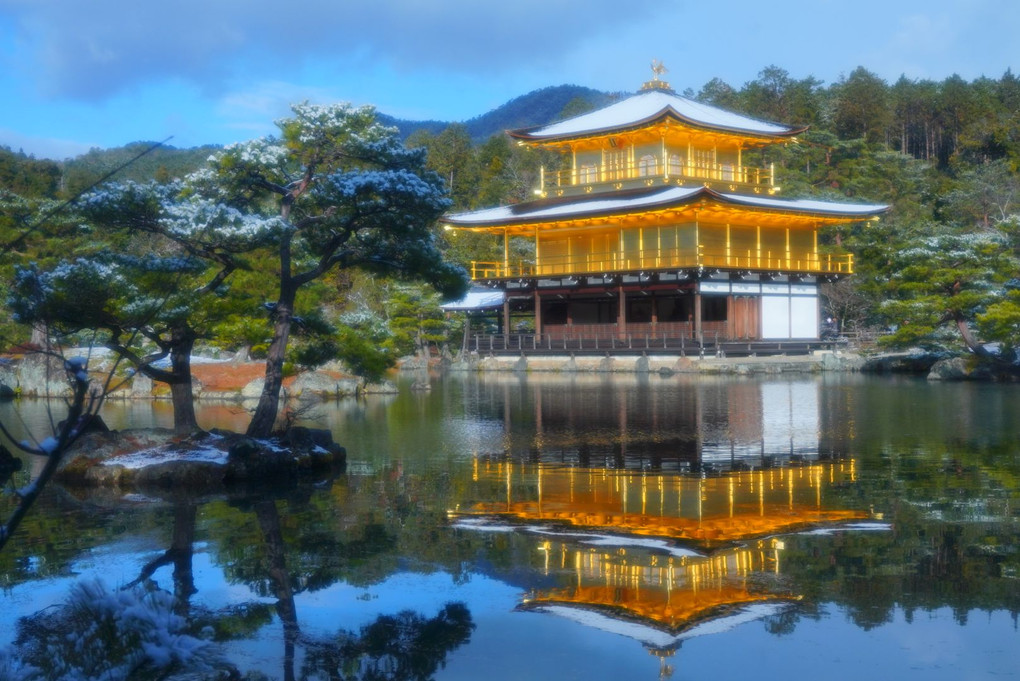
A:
<box><xmin>727</xmin><ymin>294</ymin><xmax>734</xmax><ymax>340</ymax></box>
<box><xmin>534</xmin><ymin>290</ymin><xmax>542</xmax><ymax>336</ymax></box>
<box><xmin>502</xmin><ymin>300</ymin><xmax>511</xmax><ymax>335</ymax></box>
<box><xmin>618</xmin><ymin>285</ymin><xmax>627</xmax><ymax>338</ymax></box>
<box><xmin>503</xmin><ymin>227</ymin><xmax>509</xmax><ymax>275</ymax></box>
<box><xmin>694</xmin><ymin>290</ymin><xmax>703</xmax><ymax>340</ymax></box>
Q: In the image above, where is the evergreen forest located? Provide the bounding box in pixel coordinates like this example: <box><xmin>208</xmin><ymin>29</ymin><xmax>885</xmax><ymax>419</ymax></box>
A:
<box><xmin>2</xmin><ymin>65</ymin><xmax>1019</xmax><ymax>371</ymax></box>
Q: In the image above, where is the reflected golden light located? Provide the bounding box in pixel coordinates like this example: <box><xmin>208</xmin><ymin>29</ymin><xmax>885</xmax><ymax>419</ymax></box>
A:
<box><xmin>455</xmin><ymin>462</ymin><xmax>869</xmax><ymax>545</ymax></box>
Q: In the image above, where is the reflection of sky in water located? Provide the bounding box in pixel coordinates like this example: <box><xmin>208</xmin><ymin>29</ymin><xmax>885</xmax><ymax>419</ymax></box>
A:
<box><xmin>3</xmin><ymin>374</ymin><xmax>1019</xmax><ymax>679</ymax></box>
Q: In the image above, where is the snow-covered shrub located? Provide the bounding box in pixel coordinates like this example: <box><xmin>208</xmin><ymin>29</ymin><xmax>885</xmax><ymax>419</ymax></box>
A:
<box><xmin>8</xmin><ymin>577</ymin><xmax>222</xmax><ymax>680</ymax></box>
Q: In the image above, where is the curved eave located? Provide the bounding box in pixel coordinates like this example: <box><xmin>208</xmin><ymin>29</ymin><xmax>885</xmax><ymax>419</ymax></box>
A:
<box><xmin>444</xmin><ymin>186</ymin><xmax>889</xmax><ymax>233</ymax></box>
<box><xmin>509</xmin><ymin>108</ymin><xmax>807</xmax><ymax>146</ymax></box>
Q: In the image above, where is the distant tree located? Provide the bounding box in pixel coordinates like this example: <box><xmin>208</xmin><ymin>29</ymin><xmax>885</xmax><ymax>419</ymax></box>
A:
<box><xmin>0</xmin><ymin>147</ymin><xmax>61</xmax><ymax>198</ymax></box>
<box><xmin>206</xmin><ymin>103</ymin><xmax>467</xmax><ymax>438</ymax></box>
<box><xmin>878</xmin><ymin>231</ymin><xmax>1019</xmax><ymax>358</ymax></box>
<box><xmin>833</xmin><ymin>67</ymin><xmax>891</xmax><ymax>144</ymax></box>
<box><xmin>741</xmin><ymin>66</ymin><xmax>824</xmax><ymax>126</ymax></box>
<box><xmin>407</xmin><ymin>124</ymin><xmax>480</xmax><ymax>210</ymax></box>
<box><xmin>695</xmin><ymin>77</ymin><xmax>740</xmax><ymax>110</ymax></box>
<box><xmin>940</xmin><ymin>159</ymin><xmax>1018</xmax><ymax>228</ymax></box>
<box><xmin>556</xmin><ymin>96</ymin><xmax>596</xmax><ymax>120</ymax></box>
<box><xmin>385</xmin><ymin>284</ymin><xmax>455</xmax><ymax>357</ymax></box>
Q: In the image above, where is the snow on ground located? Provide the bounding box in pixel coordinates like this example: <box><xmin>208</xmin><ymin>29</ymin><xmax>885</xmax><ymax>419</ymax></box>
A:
<box><xmin>101</xmin><ymin>436</ymin><xmax>228</xmax><ymax>469</ymax></box>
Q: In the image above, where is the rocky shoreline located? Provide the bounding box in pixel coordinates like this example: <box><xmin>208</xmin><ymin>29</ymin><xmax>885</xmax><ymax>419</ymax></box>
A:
<box><xmin>53</xmin><ymin>425</ymin><xmax>346</xmax><ymax>496</ymax></box>
<box><xmin>0</xmin><ymin>357</ymin><xmax>398</xmax><ymax>400</ymax></box>
<box><xmin>443</xmin><ymin>350</ymin><xmax>1013</xmax><ymax>381</ymax></box>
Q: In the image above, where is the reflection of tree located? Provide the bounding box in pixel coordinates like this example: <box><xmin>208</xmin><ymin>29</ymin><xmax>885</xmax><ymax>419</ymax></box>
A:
<box><xmin>125</xmin><ymin>501</ymin><xmax>197</xmax><ymax>616</ymax></box>
<box><xmin>256</xmin><ymin>499</ymin><xmax>301</xmax><ymax>681</ymax></box>
<box><xmin>301</xmin><ymin>602</ymin><xmax>474</xmax><ymax>681</ymax></box>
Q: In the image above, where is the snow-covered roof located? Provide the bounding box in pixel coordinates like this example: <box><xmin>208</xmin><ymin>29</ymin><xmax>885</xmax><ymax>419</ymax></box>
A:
<box><xmin>444</xmin><ymin>186</ymin><xmax>888</xmax><ymax>228</ymax></box>
<box><xmin>533</xmin><ymin>602</ymin><xmax>789</xmax><ymax>649</ymax></box>
<box><xmin>510</xmin><ymin>90</ymin><xmax>804</xmax><ymax>142</ymax></box>
<box><xmin>440</xmin><ymin>288</ymin><xmax>505</xmax><ymax>311</ymax></box>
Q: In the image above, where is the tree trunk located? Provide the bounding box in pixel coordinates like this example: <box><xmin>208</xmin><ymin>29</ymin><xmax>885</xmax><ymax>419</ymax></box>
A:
<box><xmin>169</xmin><ymin>330</ymin><xmax>199</xmax><ymax>436</ymax></box>
<box><xmin>246</xmin><ymin>283</ymin><xmax>296</xmax><ymax>438</ymax></box>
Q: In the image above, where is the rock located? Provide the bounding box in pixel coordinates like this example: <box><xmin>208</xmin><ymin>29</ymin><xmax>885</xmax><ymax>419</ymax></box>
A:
<box><xmin>280</xmin><ymin>426</ymin><xmax>343</xmax><ymax>455</ymax></box>
<box><xmin>820</xmin><ymin>351</ymin><xmax>865</xmax><ymax>372</ymax></box>
<box><xmin>289</xmin><ymin>371</ymin><xmax>342</xmax><ymax>399</ymax></box>
<box><xmin>14</xmin><ymin>357</ymin><xmax>72</xmax><ymax>398</ymax></box>
<box><xmin>0</xmin><ymin>383</ymin><xmax>15</xmax><ymax>401</ymax></box>
<box><xmin>55</xmin><ymin>427</ymin><xmax>345</xmax><ymax>494</ymax></box>
<box><xmin>241</xmin><ymin>377</ymin><xmax>265</xmax><ymax>399</ymax></box>
<box><xmin>336</xmin><ymin>378</ymin><xmax>361</xmax><ymax>396</ymax></box>
<box><xmin>56</xmin><ymin>429</ymin><xmax>178</xmax><ymax>486</ymax></box>
<box><xmin>861</xmin><ymin>352</ymin><xmax>941</xmax><ymax>374</ymax></box>
<box><xmin>362</xmin><ymin>380</ymin><xmax>397</xmax><ymax>394</ymax></box>
<box><xmin>927</xmin><ymin>356</ymin><xmax>971</xmax><ymax>381</ymax></box>
<box><xmin>130</xmin><ymin>373</ymin><xmax>153</xmax><ymax>398</ymax></box>
<box><xmin>58</xmin><ymin>413</ymin><xmax>110</xmax><ymax>434</ymax></box>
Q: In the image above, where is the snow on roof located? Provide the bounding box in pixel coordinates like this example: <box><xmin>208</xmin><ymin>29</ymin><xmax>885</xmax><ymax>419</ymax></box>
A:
<box><xmin>716</xmin><ymin>191</ymin><xmax>889</xmax><ymax>216</ymax></box>
<box><xmin>440</xmin><ymin>289</ymin><xmax>505</xmax><ymax>311</ymax></box>
<box><xmin>444</xmin><ymin>186</ymin><xmax>888</xmax><ymax>227</ymax></box>
<box><xmin>534</xmin><ymin>602</ymin><xmax>789</xmax><ymax>649</ymax></box>
<box><xmin>512</xmin><ymin>90</ymin><xmax>802</xmax><ymax>141</ymax></box>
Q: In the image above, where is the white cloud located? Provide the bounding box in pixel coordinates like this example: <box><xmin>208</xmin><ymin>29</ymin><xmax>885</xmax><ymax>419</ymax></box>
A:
<box><xmin>3</xmin><ymin>0</ymin><xmax>661</xmax><ymax>101</ymax></box>
<box><xmin>0</xmin><ymin>127</ymin><xmax>95</xmax><ymax>160</ymax></box>
<box><xmin>215</xmin><ymin>80</ymin><xmax>344</xmax><ymax>135</ymax></box>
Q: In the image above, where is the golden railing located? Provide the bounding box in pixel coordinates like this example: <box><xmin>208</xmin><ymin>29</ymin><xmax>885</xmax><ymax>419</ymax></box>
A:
<box><xmin>542</xmin><ymin>158</ymin><xmax>774</xmax><ymax>193</ymax></box>
<box><xmin>470</xmin><ymin>246</ymin><xmax>853</xmax><ymax>280</ymax></box>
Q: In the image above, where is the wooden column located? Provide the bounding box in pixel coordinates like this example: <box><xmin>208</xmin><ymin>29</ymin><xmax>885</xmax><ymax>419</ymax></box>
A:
<box><xmin>727</xmin><ymin>294</ymin><xmax>735</xmax><ymax>340</ymax></box>
<box><xmin>502</xmin><ymin>300</ymin><xmax>511</xmax><ymax>335</ymax></box>
<box><xmin>534</xmin><ymin>290</ymin><xmax>542</xmax><ymax>336</ymax></box>
<box><xmin>694</xmin><ymin>290</ymin><xmax>702</xmax><ymax>340</ymax></box>
<box><xmin>617</xmin><ymin>285</ymin><xmax>627</xmax><ymax>338</ymax></box>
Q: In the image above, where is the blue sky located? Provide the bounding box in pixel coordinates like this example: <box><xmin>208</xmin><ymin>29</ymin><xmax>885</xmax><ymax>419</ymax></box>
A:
<box><xmin>1</xmin><ymin>0</ymin><xmax>1017</xmax><ymax>160</ymax></box>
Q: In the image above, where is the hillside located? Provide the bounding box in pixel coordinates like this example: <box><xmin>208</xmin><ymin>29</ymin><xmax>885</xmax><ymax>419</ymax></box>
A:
<box><xmin>45</xmin><ymin>85</ymin><xmax>612</xmax><ymax>186</ymax></box>
<box><xmin>379</xmin><ymin>84</ymin><xmax>615</xmax><ymax>142</ymax></box>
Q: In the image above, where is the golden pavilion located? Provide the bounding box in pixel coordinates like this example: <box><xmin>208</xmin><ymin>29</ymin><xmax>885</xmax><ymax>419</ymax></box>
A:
<box><xmin>443</xmin><ymin>67</ymin><xmax>888</xmax><ymax>343</ymax></box>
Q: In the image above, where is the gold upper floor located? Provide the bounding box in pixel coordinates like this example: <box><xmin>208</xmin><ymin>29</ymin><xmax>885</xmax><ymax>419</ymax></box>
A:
<box><xmin>532</xmin><ymin>124</ymin><xmax>785</xmax><ymax>199</ymax></box>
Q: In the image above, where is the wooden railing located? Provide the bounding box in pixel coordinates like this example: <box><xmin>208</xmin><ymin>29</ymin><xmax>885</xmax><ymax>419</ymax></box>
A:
<box><xmin>470</xmin><ymin>246</ymin><xmax>853</xmax><ymax>280</ymax></box>
<box><xmin>542</xmin><ymin>158</ymin><xmax>774</xmax><ymax>193</ymax></box>
<box><xmin>467</xmin><ymin>330</ymin><xmax>832</xmax><ymax>357</ymax></box>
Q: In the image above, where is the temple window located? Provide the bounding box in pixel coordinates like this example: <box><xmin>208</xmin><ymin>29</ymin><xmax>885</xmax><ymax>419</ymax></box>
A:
<box><xmin>668</xmin><ymin>153</ymin><xmax>684</xmax><ymax>176</ymax></box>
<box><xmin>638</xmin><ymin>154</ymin><xmax>658</xmax><ymax>177</ymax></box>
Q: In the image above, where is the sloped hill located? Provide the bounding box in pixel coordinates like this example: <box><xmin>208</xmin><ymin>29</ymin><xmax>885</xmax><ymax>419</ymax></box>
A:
<box><xmin>379</xmin><ymin>84</ymin><xmax>616</xmax><ymax>142</ymax></box>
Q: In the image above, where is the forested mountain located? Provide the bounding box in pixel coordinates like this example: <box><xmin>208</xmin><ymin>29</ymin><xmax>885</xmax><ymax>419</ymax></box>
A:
<box><xmin>2</xmin><ymin>66</ymin><xmax>1019</xmax><ymax>367</ymax></box>
<box><xmin>379</xmin><ymin>84</ymin><xmax>614</xmax><ymax>141</ymax></box>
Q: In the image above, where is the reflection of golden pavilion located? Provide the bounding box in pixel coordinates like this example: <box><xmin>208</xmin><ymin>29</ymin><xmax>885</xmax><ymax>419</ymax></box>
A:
<box><xmin>458</xmin><ymin>460</ymin><xmax>867</xmax><ymax>545</ymax></box>
<box><xmin>524</xmin><ymin>541</ymin><xmax>789</xmax><ymax>631</ymax></box>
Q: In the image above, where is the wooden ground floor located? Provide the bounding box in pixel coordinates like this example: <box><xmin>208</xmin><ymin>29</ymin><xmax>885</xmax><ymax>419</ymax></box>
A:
<box><xmin>465</xmin><ymin>274</ymin><xmax>824</xmax><ymax>349</ymax></box>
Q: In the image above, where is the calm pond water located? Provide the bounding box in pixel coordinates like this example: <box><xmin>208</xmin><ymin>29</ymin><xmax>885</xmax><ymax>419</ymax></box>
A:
<box><xmin>1</xmin><ymin>372</ymin><xmax>1018</xmax><ymax>680</ymax></box>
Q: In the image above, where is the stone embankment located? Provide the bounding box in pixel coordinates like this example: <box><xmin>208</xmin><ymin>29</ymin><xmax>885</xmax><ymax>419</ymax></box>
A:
<box><xmin>442</xmin><ymin>349</ymin><xmax>1019</xmax><ymax>380</ymax></box>
<box><xmin>445</xmin><ymin>351</ymin><xmax>866</xmax><ymax>376</ymax></box>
